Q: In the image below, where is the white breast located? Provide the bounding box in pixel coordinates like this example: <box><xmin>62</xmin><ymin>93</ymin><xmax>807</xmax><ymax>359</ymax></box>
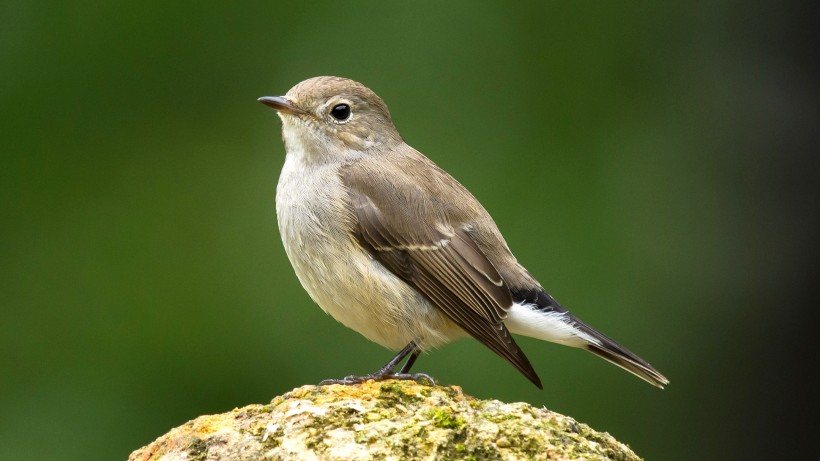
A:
<box><xmin>275</xmin><ymin>151</ymin><xmax>463</xmax><ymax>351</ymax></box>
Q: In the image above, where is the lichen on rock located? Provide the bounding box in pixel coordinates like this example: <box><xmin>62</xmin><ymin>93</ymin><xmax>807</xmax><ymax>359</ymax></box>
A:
<box><xmin>128</xmin><ymin>380</ymin><xmax>641</xmax><ymax>461</ymax></box>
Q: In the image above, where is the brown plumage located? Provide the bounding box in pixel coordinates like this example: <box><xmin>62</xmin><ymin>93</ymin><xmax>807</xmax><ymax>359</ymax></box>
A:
<box><xmin>261</xmin><ymin>76</ymin><xmax>668</xmax><ymax>389</ymax></box>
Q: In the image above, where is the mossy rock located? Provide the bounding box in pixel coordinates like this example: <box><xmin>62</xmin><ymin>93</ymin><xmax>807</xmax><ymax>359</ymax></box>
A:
<box><xmin>128</xmin><ymin>380</ymin><xmax>641</xmax><ymax>461</ymax></box>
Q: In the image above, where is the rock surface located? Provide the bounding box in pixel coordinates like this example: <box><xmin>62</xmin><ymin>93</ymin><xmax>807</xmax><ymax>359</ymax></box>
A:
<box><xmin>128</xmin><ymin>380</ymin><xmax>641</xmax><ymax>461</ymax></box>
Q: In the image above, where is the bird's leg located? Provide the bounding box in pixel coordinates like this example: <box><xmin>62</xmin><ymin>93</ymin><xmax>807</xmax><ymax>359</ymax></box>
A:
<box><xmin>320</xmin><ymin>341</ymin><xmax>435</xmax><ymax>386</ymax></box>
<box><xmin>398</xmin><ymin>349</ymin><xmax>420</xmax><ymax>374</ymax></box>
<box><xmin>371</xmin><ymin>341</ymin><xmax>417</xmax><ymax>376</ymax></box>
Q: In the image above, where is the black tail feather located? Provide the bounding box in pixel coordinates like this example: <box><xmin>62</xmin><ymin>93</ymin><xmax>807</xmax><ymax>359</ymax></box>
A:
<box><xmin>573</xmin><ymin>316</ymin><xmax>669</xmax><ymax>388</ymax></box>
<box><xmin>510</xmin><ymin>286</ymin><xmax>668</xmax><ymax>388</ymax></box>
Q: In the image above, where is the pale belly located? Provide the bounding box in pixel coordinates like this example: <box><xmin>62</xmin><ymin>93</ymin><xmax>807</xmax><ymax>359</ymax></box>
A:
<box><xmin>275</xmin><ymin>157</ymin><xmax>463</xmax><ymax>351</ymax></box>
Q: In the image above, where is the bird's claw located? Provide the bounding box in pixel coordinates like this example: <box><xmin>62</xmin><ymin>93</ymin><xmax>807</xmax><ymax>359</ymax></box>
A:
<box><xmin>319</xmin><ymin>371</ymin><xmax>436</xmax><ymax>387</ymax></box>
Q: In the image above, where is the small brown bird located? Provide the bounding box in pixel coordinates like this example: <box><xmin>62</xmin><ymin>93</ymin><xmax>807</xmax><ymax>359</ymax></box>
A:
<box><xmin>260</xmin><ymin>76</ymin><xmax>668</xmax><ymax>389</ymax></box>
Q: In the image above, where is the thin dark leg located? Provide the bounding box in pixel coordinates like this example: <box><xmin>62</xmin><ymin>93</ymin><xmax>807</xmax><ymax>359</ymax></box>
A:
<box><xmin>319</xmin><ymin>341</ymin><xmax>435</xmax><ymax>386</ymax></box>
<box><xmin>373</xmin><ymin>342</ymin><xmax>417</xmax><ymax>375</ymax></box>
<box><xmin>398</xmin><ymin>349</ymin><xmax>420</xmax><ymax>374</ymax></box>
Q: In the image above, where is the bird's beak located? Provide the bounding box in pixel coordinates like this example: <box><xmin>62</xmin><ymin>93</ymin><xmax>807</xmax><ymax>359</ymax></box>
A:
<box><xmin>258</xmin><ymin>96</ymin><xmax>307</xmax><ymax>115</ymax></box>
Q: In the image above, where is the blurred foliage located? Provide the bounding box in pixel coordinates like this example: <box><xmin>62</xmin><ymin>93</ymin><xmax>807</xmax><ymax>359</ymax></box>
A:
<box><xmin>1</xmin><ymin>1</ymin><xmax>817</xmax><ymax>460</ymax></box>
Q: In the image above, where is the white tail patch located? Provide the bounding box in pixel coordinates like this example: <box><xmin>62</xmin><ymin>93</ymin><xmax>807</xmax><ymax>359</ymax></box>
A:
<box><xmin>506</xmin><ymin>303</ymin><xmax>600</xmax><ymax>347</ymax></box>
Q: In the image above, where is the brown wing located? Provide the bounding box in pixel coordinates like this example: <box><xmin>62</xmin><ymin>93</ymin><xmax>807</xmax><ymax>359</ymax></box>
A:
<box><xmin>342</xmin><ymin>166</ymin><xmax>541</xmax><ymax>388</ymax></box>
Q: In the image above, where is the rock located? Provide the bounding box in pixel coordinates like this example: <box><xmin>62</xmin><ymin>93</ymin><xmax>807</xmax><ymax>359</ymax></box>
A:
<box><xmin>128</xmin><ymin>380</ymin><xmax>641</xmax><ymax>461</ymax></box>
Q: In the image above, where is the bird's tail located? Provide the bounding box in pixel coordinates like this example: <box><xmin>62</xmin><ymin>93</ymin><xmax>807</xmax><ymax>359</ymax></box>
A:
<box><xmin>572</xmin><ymin>316</ymin><xmax>669</xmax><ymax>388</ymax></box>
<box><xmin>506</xmin><ymin>291</ymin><xmax>669</xmax><ymax>388</ymax></box>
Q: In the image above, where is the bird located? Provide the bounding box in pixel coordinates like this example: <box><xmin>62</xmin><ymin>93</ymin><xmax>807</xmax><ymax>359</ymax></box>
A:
<box><xmin>259</xmin><ymin>76</ymin><xmax>668</xmax><ymax>389</ymax></box>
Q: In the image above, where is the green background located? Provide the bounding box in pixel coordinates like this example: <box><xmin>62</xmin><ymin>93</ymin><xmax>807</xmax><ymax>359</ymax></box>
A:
<box><xmin>2</xmin><ymin>2</ymin><xmax>817</xmax><ymax>459</ymax></box>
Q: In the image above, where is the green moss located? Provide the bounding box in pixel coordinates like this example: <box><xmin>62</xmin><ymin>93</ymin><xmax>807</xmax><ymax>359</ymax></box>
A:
<box><xmin>463</xmin><ymin>444</ymin><xmax>502</xmax><ymax>461</ymax></box>
<box><xmin>239</xmin><ymin>405</ymin><xmax>274</xmax><ymax>420</ymax></box>
<box><xmin>414</xmin><ymin>425</ymin><xmax>429</xmax><ymax>440</ymax></box>
<box><xmin>184</xmin><ymin>438</ymin><xmax>208</xmax><ymax>461</ymax></box>
<box><xmin>480</xmin><ymin>409</ymin><xmax>522</xmax><ymax>424</ymax></box>
<box><xmin>354</xmin><ymin>431</ymin><xmax>376</xmax><ymax>444</ymax></box>
<box><xmin>257</xmin><ymin>423</ymin><xmax>284</xmax><ymax>449</ymax></box>
<box><xmin>428</xmin><ymin>407</ymin><xmax>466</xmax><ymax>430</ymax></box>
<box><xmin>377</xmin><ymin>381</ymin><xmax>423</xmax><ymax>406</ymax></box>
<box><xmin>262</xmin><ymin>435</ymin><xmax>281</xmax><ymax>449</ymax></box>
<box><xmin>438</xmin><ymin>385</ymin><xmax>462</xmax><ymax>400</ymax></box>
<box><xmin>435</xmin><ymin>440</ymin><xmax>500</xmax><ymax>461</ymax></box>
<box><xmin>378</xmin><ymin>381</ymin><xmax>404</xmax><ymax>394</ymax></box>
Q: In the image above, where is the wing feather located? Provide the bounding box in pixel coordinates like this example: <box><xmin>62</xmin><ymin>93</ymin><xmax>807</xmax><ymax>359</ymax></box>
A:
<box><xmin>342</xmin><ymin>167</ymin><xmax>541</xmax><ymax>388</ymax></box>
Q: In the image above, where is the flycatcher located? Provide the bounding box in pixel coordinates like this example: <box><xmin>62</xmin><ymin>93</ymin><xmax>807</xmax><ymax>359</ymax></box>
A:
<box><xmin>259</xmin><ymin>76</ymin><xmax>668</xmax><ymax>389</ymax></box>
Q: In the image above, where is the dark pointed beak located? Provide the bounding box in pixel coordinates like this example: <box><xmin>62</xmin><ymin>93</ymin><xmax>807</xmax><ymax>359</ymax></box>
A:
<box><xmin>258</xmin><ymin>96</ymin><xmax>307</xmax><ymax>115</ymax></box>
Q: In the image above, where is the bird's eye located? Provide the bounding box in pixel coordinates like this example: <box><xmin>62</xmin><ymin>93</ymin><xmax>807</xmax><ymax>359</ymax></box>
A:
<box><xmin>330</xmin><ymin>103</ymin><xmax>351</xmax><ymax>122</ymax></box>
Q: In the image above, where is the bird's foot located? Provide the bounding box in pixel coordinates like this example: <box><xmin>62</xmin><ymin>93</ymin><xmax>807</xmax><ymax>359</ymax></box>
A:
<box><xmin>319</xmin><ymin>342</ymin><xmax>435</xmax><ymax>386</ymax></box>
<box><xmin>319</xmin><ymin>371</ymin><xmax>435</xmax><ymax>386</ymax></box>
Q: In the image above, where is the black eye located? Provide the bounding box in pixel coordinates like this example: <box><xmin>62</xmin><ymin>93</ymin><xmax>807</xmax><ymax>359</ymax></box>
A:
<box><xmin>330</xmin><ymin>103</ymin><xmax>351</xmax><ymax>121</ymax></box>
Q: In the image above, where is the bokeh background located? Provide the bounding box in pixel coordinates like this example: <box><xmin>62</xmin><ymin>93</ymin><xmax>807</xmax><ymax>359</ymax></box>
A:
<box><xmin>2</xmin><ymin>1</ymin><xmax>817</xmax><ymax>459</ymax></box>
